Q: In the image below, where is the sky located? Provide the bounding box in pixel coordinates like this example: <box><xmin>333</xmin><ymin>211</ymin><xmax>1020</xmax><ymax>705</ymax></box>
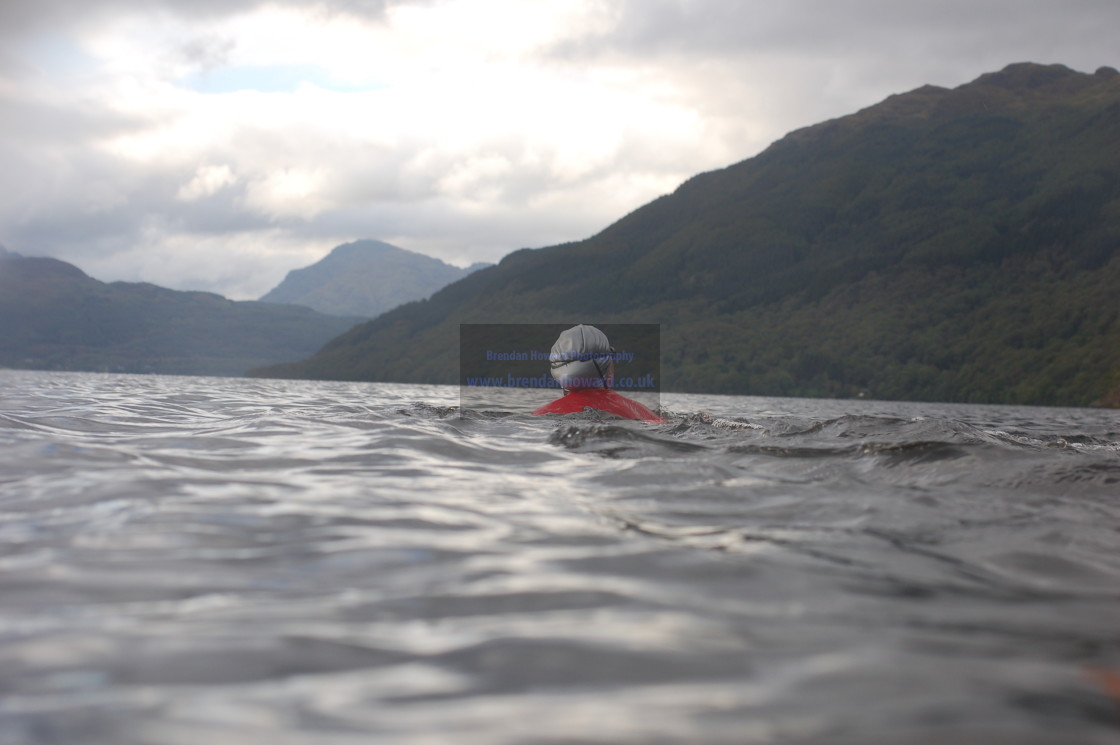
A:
<box><xmin>2</xmin><ymin>0</ymin><xmax>1117</xmax><ymax>299</ymax></box>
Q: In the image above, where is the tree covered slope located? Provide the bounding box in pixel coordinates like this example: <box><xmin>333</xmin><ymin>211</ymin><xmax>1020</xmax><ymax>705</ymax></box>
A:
<box><xmin>251</xmin><ymin>63</ymin><xmax>1120</xmax><ymax>407</ymax></box>
<box><xmin>0</xmin><ymin>251</ymin><xmax>362</xmax><ymax>377</ymax></box>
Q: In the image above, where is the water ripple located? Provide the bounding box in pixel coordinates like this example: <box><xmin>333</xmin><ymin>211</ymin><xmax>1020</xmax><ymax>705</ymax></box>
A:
<box><xmin>1</xmin><ymin>371</ymin><xmax>1119</xmax><ymax>744</ymax></box>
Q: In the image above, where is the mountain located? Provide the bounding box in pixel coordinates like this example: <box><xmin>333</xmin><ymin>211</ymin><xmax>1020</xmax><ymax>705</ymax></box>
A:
<box><xmin>259</xmin><ymin>239</ymin><xmax>491</xmax><ymax>318</ymax></box>
<box><xmin>249</xmin><ymin>63</ymin><xmax>1120</xmax><ymax>408</ymax></box>
<box><xmin>0</xmin><ymin>252</ymin><xmax>362</xmax><ymax>377</ymax></box>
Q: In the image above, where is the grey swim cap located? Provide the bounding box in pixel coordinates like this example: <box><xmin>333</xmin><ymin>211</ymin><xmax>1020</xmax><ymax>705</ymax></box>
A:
<box><xmin>549</xmin><ymin>324</ymin><xmax>613</xmax><ymax>390</ymax></box>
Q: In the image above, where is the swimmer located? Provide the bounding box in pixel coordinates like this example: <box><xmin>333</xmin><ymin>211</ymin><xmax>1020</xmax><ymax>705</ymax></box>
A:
<box><xmin>531</xmin><ymin>324</ymin><xmax>664</xmax><ymax>423</ymax></box>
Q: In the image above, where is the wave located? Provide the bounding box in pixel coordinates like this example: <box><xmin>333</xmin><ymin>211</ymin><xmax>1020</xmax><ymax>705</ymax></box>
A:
<box><xmin>3</xmin><ymin>371</ymin><xmax>1119</xmax><ymax>745</ymax></box>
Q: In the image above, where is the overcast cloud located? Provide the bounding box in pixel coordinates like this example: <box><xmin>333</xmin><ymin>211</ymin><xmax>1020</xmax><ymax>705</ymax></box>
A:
<box><xmin>2</xmin><ymin>0</ymin><xmax>1117</xmax><ymax>299</ymax></box>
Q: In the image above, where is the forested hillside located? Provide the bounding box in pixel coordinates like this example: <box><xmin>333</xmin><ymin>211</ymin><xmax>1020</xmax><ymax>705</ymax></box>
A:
<box><xmin>251</xmin><ymin>64</ymin><xmax>1120</xmax><ymax>407</ymax></box>
<box><xmin>0</xmin><ymin>250</ymin><xmax>362</xmax><ymax>377</ymax></box>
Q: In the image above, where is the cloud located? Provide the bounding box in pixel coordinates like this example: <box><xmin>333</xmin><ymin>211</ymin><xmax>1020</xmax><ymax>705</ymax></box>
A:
<box><xmin>568</xmin><ymin>0</ymin><xmax>1120</xmax><ymax>59</ymax></box>
<box><xmin>244</xmin><ymin>168</ymin><xmax>331</xmax><ymax>220</ymax></box>
<box><xmin>0</xmin><ymin>0</ymin><xmax>394</xmax><ymax>42</ymax></box>
<box><xmin>1</xmin><ymin>0</ymin><xmax>1118</xmax><ymax>299</ymax></box>
<box><xmin>177</xmin><ymin>164</ymin><xmax>237</xmax><ymax>201</ymax></box>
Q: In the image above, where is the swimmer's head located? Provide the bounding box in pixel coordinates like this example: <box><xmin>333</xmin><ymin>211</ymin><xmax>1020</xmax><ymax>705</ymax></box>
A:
<box><xmin>549</xmin><ymin>324</ymin><xmax>614</xmax><ymax>390</ymax></box>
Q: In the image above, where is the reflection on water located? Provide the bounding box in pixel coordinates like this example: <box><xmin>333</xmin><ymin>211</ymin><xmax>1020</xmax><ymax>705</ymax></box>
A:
<box><xmin>0</xmin><ymin>370</ymin><xmax>1118</xmax><ymax>744</ymax></box>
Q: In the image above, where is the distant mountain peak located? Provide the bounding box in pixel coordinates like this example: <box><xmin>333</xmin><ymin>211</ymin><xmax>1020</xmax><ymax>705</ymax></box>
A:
<box><xmin>0</xmin><ymin>251</ymin><xmax>89</xmax><ymax>281</ymax></box>
<box><xmin>259</xmin><ymin>239</ymin><xmax>492</xmax><ymax>318</ymax></box>
<box><xmin>778</xmin><ymin>62</ymin><xmax>1118</xmax><ymax>148</ymax></box>
<box><xmin>324</xmin><ymin>239</ymin><xmax>407</xmax><ymax>261</ymax></box>
<box><xmin>975</xmin><ymin>61</ymin><xmax>1082</xmax><ymax>89</ymax></box>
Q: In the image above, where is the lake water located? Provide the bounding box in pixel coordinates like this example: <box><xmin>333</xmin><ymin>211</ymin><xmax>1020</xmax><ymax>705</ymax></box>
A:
<box><xmin>1</xmin><ymin>370</ymin><xmax>1118</xmax><ymax>745</ymax></box>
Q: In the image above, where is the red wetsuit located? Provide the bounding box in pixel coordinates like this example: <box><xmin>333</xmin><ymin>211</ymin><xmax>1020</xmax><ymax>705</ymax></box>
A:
<box><xmin>532</xmin><ymin>388</ymin><xmax>664</xmax><ymax>423</ymax></box>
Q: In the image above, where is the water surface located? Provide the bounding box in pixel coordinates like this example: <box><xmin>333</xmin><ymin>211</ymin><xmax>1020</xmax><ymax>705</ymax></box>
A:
<box><xmin>1</xmin><ymin>370</ymin><xmax>1118</xmax><ymax>744</ymax></box>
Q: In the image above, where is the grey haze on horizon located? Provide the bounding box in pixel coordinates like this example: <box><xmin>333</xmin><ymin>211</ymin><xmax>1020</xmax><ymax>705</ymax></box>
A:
<box><xmin>2</xmin><ymin>0</ymin><xmax>1117</xmax><ymax>299</ymax></box>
